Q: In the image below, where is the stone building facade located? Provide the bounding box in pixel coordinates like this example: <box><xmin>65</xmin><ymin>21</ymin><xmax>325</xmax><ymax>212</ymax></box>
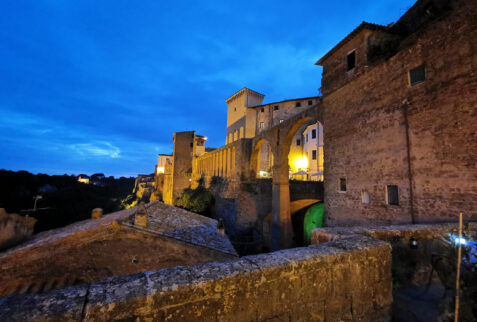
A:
<box><xmin>159</xmin><ymin>90</ymin><xmax>322</xmax><ymax>207</ymax></box>
<box><xmin>162</xmin><ymin>131</ymin><xmax>207</xmax><ymax>205</ymax></box>
<box><xmin>133</xmin><ymin>174</ymin><xmax>155</xmax><ymax>201</ymax></box>
<box><xmin>156</xmin><ymin>0</ymin><xmax>476</xmax><ymax>244</ymax></box>
<box><xmin>318</xmin><ymin>0</ymin><xmax>477</xmax><ymax>225</ymax></box>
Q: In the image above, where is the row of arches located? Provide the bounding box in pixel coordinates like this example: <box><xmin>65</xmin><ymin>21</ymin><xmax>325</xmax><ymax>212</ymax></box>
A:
<box><xmin>195</xmin><ymin>146</ymin><xmax>236</xmax><ymax>179</ymax></box>
<box><xmin>226</xmin><ymin>127</ymin><xmax>244</xmax><ymax>145</ymax></box>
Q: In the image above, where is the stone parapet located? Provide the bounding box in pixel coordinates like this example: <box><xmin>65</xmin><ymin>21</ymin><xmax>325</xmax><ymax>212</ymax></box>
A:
<box><xmin>312</xmin><ymin>222</ymin><xmax>477</xmax><ymax>245</ymax></box>
<box><xmin>0</xmin><ymin>235</ymin><xmax>392</xmax><ymax>321</ymax></box>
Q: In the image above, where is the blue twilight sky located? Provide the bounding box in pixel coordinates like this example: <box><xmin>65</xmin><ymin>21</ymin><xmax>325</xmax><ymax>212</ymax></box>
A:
<box><xmin>0</xmin><ymin>0</ymin><xmax>416</xmax><ymax>177</ymax></box>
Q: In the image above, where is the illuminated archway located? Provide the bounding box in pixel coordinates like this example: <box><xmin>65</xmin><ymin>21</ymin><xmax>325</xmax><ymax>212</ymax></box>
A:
<box><xmin>250</xmin><ymin>138</ymin><xmax>274</xmax><ymax>179</ymax></box>
<box><xmin>280</xmin><ymin>117</ymin><xmax>323</xmax><ymax>183</ymax></box>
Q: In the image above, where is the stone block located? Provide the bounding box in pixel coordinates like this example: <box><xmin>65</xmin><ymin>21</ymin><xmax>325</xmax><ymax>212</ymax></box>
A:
<box><xmin>91</xmin><ymin>208</ymin><xmax>103</xmax><ymax>219</ymax></box>
<box><xmin>134</xmin><ymin>213</ymin><xmax>148</xmax><ymax>228</ymax></box>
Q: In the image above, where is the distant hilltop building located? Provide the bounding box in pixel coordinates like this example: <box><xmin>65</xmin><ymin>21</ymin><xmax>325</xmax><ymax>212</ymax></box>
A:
<box><xmin>133</xmin><ymin>174</ymin><xmax>155</xmax><ymax>201</ymax></box>
<box><xmin>77</xmin><ymin>173</ymin><xmax>106</xmax><ymax>185</ymax></box>
<box><xmin>77</xmin><ymin>174</ymin><xmax>90</xmax><ymax>184</ymax></box>
<box><xmin>152</xmin><ymin>0</ymin><xmax>476</xmax><ymax>250</ymax></box>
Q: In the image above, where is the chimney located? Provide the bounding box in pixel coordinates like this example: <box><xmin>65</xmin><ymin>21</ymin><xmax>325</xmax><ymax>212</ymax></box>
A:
<box><xmin>91</xmin><ymin>208</ymin><xmax>103</xmax><ymax>219</ymax></box>
<box><xmin>217</xmin><ymin>219</ymin><xmax>225</xmax><ymax>235</ymax></box>
<box><xmin>134</xmin><ymin>203</ymin><xmax>148</xmax><ymax>228</ymax></box>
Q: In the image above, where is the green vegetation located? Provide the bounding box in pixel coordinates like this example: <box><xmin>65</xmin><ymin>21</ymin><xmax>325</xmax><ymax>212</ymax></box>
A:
<box><xmin>120</xmin><ymin>194</ymin><xmax>140</xmax><ymax>209</ymax></box>
<box><xmin>0</xmin><ymin>170</ymin><xmax>135</xmax><ymax>232</ymax></box>
<box><xmin>174</xmin><ymin>186</ymin><xmax>214</xmax><ymax>216</ymax></box>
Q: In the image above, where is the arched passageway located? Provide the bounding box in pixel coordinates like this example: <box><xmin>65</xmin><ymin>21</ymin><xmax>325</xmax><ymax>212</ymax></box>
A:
<box><xmin>264</xmin><ymin>199</ymin><xmax>322</xmax><ymax>248</ymax></box>
<box><xmin>250</xmin><ymin>138</ymin><xmax>274</xmax><ymax>179</ymax></box>
<box><xmin>271</xmin><ymin>114</ymin><xmax>324</xmax><ymax>250</ymax></box>
<box><xmin>250</xmin><ymin>105</ymin><xmax>323</xmax><ymax>251</ymax></box>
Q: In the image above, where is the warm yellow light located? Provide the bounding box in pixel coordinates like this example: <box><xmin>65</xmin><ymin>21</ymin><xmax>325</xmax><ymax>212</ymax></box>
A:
<box><xmin>294</xmin><ymin>156</ymin><xmax>308</xmax><ymax>170</ymax></box>
<box><xmin>259</xmin><ymin>170</ymin><xmax>269</xmax><ymax>177</ymax></box>
<box><xmin>157</xmin><ymin>167</ymin><xmax>165</xmax><ymax>174</ymax></box>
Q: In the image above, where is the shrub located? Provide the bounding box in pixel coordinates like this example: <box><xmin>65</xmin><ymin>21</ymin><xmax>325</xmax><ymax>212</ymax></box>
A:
<box><xmin>174</xmin><ymin>186</ymin><xmax>213</xmax><ymax>215</ymax></box>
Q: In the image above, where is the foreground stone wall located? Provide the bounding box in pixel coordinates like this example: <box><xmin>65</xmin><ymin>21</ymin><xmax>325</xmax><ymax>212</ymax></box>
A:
<box><xmin>0</xmin><ymin>235</ymin><xmax>392</xmax><ymax>321</ymax></box>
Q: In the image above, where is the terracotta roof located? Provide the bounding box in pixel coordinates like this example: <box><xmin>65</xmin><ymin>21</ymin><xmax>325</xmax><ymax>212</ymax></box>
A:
<box><xmin>315</xmin><ymin>22</ymin><xmax>389</xmax><ymax>65</ymax></box>
<box><xmin>0</xmin><ymin>201</ymin><xmax>237</xmax><ymax>258</ymax></box>
<box><xmin>126</xmin><ymin>202</ymin><xmax>237</xmax><ymax>255</ymax></box>
<box><xmin>0</xmin><ymin>207</ymin><xmax>137</xmax><ymax>258</ymax></box>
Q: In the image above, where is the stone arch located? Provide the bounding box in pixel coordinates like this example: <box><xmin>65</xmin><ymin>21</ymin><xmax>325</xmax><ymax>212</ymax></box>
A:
<box><xmin>250</xmin><ymin>138</ymin><xmax>275</xmax><ymax>179</ymax></box>
<box><xmin>278</xmin><ymin>116</ymin><xmax>324</xmax><ymax>182</ymax></box>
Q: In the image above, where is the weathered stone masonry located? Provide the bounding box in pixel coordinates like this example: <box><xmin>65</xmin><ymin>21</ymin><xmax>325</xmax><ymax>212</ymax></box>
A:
<box><xmin>0</xmin><ymin>235</ymin><xmax>392</xmax><ymax>322</ymax></box>
<box><xmin>319</xmin><ymin>0</ymin><xmax>477</xmax><ymax>225</ymax></box>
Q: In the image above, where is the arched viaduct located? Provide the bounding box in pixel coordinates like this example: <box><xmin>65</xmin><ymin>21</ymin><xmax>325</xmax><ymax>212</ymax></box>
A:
<box><xmin>192</xmin><ymin>104</ymin><xmax>324</xmax><ymax>250</ymax></box>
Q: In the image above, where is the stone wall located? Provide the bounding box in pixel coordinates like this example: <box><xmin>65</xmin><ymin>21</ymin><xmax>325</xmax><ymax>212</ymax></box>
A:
<box><xmin>255</xmin><ymin>97</ymin><xmax>321</xmax><ymax>132</ymax></box>
<box><xmin>322</xmin><ymin>0</ymin><xmax>477</xmax><ymax>225</ymax></box>
<box><xmin>0</xmin><ymin>235</ymin><xmax>392</xmax><ymax>321</ymax></box>
<box><xmin>290</xmin><ymin>180</ymin><xmax>324</xmax><ymax>201</ymax></box>
<box><xmin>312</xmin><ymin>222</ymin><xmax>477</xmax><ymax>287</ymax></box>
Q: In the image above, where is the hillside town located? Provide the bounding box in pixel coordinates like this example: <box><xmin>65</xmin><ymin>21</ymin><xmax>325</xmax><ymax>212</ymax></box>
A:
<box><xmin>0</xmin><ymin>0</ymin><xmax>476</xmax><ymax>320</ymax></box>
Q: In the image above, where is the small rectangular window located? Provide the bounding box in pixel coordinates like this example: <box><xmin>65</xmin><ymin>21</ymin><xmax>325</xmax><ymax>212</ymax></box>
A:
<box><xmin>339</xmin><ymin>178</ymin><xmax>347</xmax><ymax>192</ymax></box>
<box><xmin>259</xmin><ymin>122</ymin><xmax>265</xmax><ymax>129</ymax></box>
<box><xmin>386</xmin><ymin>185</ymin><xmax>399</xmax><ymax>205</ymax></box>
<box><xmin>296</xmin><ymin>102</ymin><xmax>301</xmax><ymax>107</ymax></box>
<box><xmin>347</xmin><ymin>51</ymin><xmax>356</xmax><ymax>71</ymax></box>
<box><xmin>312</xmin><ymin>150</ymin><xmax>317</xmax><ymax>160</ymax></box>
<box><xmin>306</xmin><ymin>134</ymin><xmax>308</xmax><ymax>143</ymax></box>
<box><xmin>361</xmin><ymin>191</ymin><xmax>370</xmax><ymax>204</ymax></box>
<box><xmin>274</xmin><ymin>105</ymin><xmax>279</xmax><ymax>111</ymax></box>
<box><xmin>261</xmin><ymin>108</ymin><xmax>264</xmax><ymax>112</ymax></box>
<box><xmin>190</xmin><ymin>142</ymin><xmax>193</xmax><ymax>148</ymax></box>
<box><xmin>409</xmin><ymin>65</ymin><xmax>426</xmax><ymax>86</ymax></box>
<box><xmin>308</xmin><ymin>100</ymin><xmax>313</xmax><ymax>106</ymax></box>
<box><xmin>312</xmin><ymin>129</ymin><xmax>316</xmax><ymax>139</ymax></box>
<box><xmin>296</xmin><ymin>139</ymin><xmax>301</xmax><ymax>146</ymax></box>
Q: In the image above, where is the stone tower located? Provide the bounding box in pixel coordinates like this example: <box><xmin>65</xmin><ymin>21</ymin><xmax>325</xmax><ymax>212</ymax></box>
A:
<box><xmin>225</xmin><ymin>88</ymin><xmax>264</xmax><ymax>144</ymax></box>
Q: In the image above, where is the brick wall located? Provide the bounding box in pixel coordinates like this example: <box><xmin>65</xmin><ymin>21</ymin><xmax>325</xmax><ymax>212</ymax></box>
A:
<box><xmin>323</xmin><ymin>0</ymin><xmax>477</xmax><ymax>225</ymax></box>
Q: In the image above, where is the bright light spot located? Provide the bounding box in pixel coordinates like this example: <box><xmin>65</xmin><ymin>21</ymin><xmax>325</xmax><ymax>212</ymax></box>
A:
<box><xmin>294</xmin><ymin>156</ymin><xmax>308</xmax><ymax>170</ymax></box>
<box><xmin>259</xmin><ymin>171</ymin><xmax>269</xmax><ymax>177</ymax></box>
<box><xmin>454</xmin><ymin>236</ymin><xmax>467</xmax><ymax>245</ymax></box>
<box><xmin>157</xmin><ymin>167</ymin><xmax>165</xmax><ymax>174</ymax></box>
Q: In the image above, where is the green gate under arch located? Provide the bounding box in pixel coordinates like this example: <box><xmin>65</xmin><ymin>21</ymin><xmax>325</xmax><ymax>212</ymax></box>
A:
<box><xmin>303</xmin><ymin>203</ymin><xmax>324</xmax><ymax>243</ymax></box>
